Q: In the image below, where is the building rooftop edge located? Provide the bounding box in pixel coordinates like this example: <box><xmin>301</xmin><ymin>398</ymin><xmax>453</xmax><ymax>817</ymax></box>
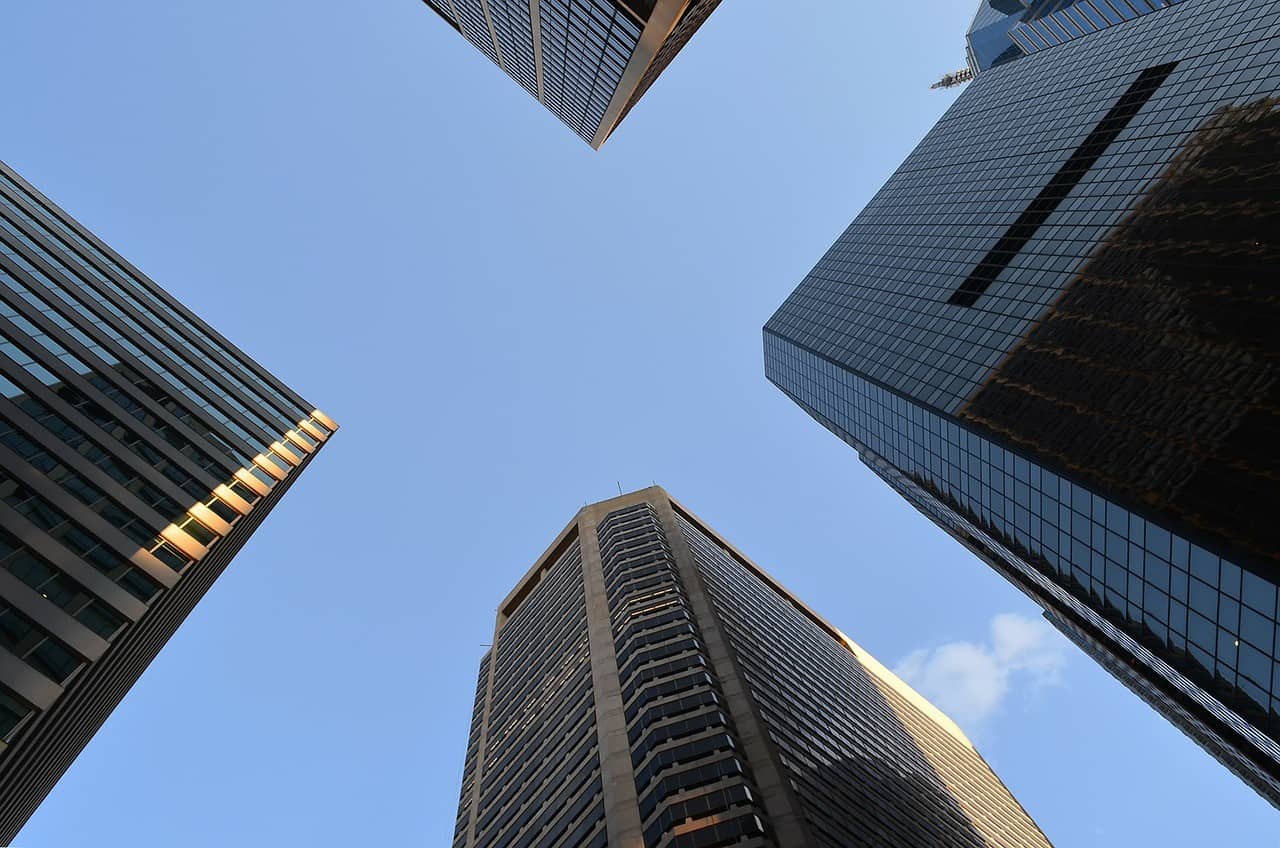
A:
<box><xmin>491</xmin><ymin>485</ymin><xmax>975</xmax><ymax>750</ymax></box>
<box><xmin>665</xmin><ymin>492</ymin><xmax>978</xmax><ymax>751</ymax></box>
<box><xmin>495</xmin><ymin>486</ymin><xmax>670</xmax><ymax>621</ymax></box>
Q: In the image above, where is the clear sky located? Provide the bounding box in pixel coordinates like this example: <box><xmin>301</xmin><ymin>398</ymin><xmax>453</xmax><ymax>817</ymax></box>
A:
<box><xmin>3</xmin><ymin>1</ymin><xmax>1275</xmax><ymax>845</ymax></box>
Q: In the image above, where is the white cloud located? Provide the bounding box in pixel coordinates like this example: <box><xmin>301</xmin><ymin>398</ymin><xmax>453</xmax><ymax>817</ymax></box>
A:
<box><xmin>894</xmin><ymin>612</ymin><xmax>1067</xmax><ymax>727</ymax></box>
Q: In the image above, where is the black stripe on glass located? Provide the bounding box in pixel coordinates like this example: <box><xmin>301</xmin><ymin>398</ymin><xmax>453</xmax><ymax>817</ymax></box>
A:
<box><xmin>948</xmin><ymin>61</ymin><xmax>1179</xmax><ymax>307</ymax></box>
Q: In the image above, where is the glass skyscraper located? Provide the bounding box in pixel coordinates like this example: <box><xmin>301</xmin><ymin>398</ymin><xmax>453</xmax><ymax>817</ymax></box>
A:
<box><xmin>0</xmin><ymin>160</ymin><xmax>336</xmax><ymax>841</ymax></box>
<box><xmin>453</xmin><ymin>487</ymin><xmax>1051</xmax><ymax>847</ymax></box>
<box><xmin>765</xmin><ymin>0</ymin><xmax>1280</xmax><ymax>807</ymax></box>
<box><xmin>965</xmin><ymin>0</ymin><xmax>1192</xmax><ymax>72</ymax></box>
<box><xmin>420</xmin><ymin>0</ymin><xmax>723</xmax><ymax>147</ymax></box>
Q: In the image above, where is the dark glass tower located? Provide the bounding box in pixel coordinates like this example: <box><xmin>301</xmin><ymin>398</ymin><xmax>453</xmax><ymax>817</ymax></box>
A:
<box><xmin>419</xmin><ymin>0</ymin><xmax>723</xmax><ymax>147</ymax></box>
<box><xmin>453</xmin><ymin>487</ymin><xmax>1051</xmax><ymax>847</ymax></box>
<box><xmin>765</xmin><ymin>0</ymin><xmax>1280</xmax><ymax>807</ymax></box>
<box><xmin>0</xmin><ymin>160</ymin><xmax>337</xmax><ymax>841</ymax></box>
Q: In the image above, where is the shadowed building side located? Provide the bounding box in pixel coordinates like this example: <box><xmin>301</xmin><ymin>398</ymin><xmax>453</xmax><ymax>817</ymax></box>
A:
<box><xmin>764</xmin><ymin>0</ymin><xmax>1280</xmax><ymax>807</ymax></box>
<box><xmin>960</xmin><ymin>97</ymin><xmax>1280</xmax><ymax>567</ymax></box>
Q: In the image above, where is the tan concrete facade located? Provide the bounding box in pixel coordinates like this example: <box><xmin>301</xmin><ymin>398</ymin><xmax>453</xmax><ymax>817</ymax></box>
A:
<box><xmin>455</xmin><ymin>487</ymin><xmax>1053</xmax><ymax>848</ymax></box>
<box><xmin>578</xmin><ymin>500</ymin><xmax>645</xmax><ymax>848</ymax></box>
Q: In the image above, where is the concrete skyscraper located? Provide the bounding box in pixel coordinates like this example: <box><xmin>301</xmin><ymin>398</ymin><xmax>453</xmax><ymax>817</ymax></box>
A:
<box><xmin>766</xmin><ymin>0</ymin><xmax>1280</xmax><ymax>806</ymax></box>
<box><xmin>0</xmin><ymin>160</ymin><xmax>337</xmax><ymax>841</ymax></box>
<box><xmin>419</xmin><ymin>0</ymin><xmax>723</xmax><ymax>147</ymax></box>
<box><xmin>453</xmin><ymin>487</ymin><xmax>1051</xmax><ymax>847</ymax></box>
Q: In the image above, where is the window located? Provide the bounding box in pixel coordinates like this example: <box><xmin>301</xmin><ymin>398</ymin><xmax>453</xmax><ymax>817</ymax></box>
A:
<box><xmin>175</xmin><ymin>514</ymin><xmax>216</xmax><ymax>547</ymax></box>
<box><xmin>228</xmin><ymin>480</ymin><xmax>260</xmax><ymax>504</ymax></box>
<box><xmin>204</xmin><ymin>495</ymin><xmax>240</xmax><ymax>524</ymax></box>
<box><xmin>0</xmin><ymin>603</ymin><xmax>84</xmax><ymax>683</ymax></box>
<box><xmin>248</xmin><ymin>466</ymin><xmax>276</xmax><ymax>489</ymax></box>
<box><xmin>0</xmin><ymin>534</ymin><xmax>126</xmax><ymax>640</ymax></box>
<box><xmin>0</xmin><ymin>684</ymin><xmax>33</xmax><ymax>742</ymax></box>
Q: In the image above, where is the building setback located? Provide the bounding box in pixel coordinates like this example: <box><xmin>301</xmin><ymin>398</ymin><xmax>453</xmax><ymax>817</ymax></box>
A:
<box><xmin>0</xmin><ymin>160</ymin><xmax>337</xmax><ymax>841</ymax></box>
<box><xmin>765</xmin><ymin>0</ymin><xmax>1280</xmax><ymax>807</ymax></box>
<box><xmin>453</xmin><ymin>487</ymin><xmax>1051</xmax><ymax>847</ymax></box>
<box><xmin>419</xmin><ymin>0</ymin><xmax>723</xmax><ymax>147</ymax></box>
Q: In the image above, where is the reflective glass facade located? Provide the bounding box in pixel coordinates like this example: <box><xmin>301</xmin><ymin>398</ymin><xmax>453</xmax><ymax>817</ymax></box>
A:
<box><xmin>0</xmin><ymin>160</ymin><xmax>337</xmax><ymax>842</ymax></box>
<box><xmin>454</xmin><ymin>489</ymin><xmax>1051</xmax><ymax>847</ymax></box>
<box><xmin>419</xmin><ymin>0</ymin><xmax>722</xmax><ymax>147</ymax></box>
<box><xmin>766</xmin><ymin>0</ymin><xmax>1280</xmax><ymax>807</ymax></box>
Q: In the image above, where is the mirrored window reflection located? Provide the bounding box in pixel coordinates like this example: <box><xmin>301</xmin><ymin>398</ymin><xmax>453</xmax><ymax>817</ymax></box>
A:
<box><xmin>766</xmin><ymin>334</ymin><xmax>1280</xmax><ymax>738</ymax></box>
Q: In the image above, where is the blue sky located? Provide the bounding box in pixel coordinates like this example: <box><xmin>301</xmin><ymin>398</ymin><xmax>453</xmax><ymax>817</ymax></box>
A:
<box><xmin>3</xmin><ymin>1</ymin><xmax>1275</xmax><ymax>845</ymax></box>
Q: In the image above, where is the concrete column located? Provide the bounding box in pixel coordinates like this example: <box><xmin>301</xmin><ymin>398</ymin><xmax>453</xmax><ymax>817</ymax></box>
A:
<box><xmin>651</xmin><ymin>497</ymin><xmax>815</xmax><ymax>847</ymax></box>
<box><xmin>591</xmin><ymin>0</ymin><xmax>691</xmax><ymax>148</ymax></box>
<box><xmin>462</xmin><ymin>641</ymin><xmax>498</xmax><ymax>848</ymax></box>
<box><xmin>578</xmin><ymin>505</ymin><xmax>646</xmax><ymax>848</ymax></box>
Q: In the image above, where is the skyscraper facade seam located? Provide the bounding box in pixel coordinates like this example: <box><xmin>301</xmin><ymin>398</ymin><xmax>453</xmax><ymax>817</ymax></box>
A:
<box><xmin>477</xmin><ymin>0</ymin><xmax>507</xmax><ymax>71</ymax></box>
<box><xmin>577</xmin><ymin>506</ymin><xmax>645</xmax><ymax>847</ymax></box>
<box><xmin>528</xmin><ymin>0</ymin><xmax>547</xmax><ymax>101</ymax></box>
<box><xmin>652</xmin><ymin>497</ymin><xmax>815</xmax><ymax>847</ymax></box>
<box><xmin>589</xmin><ymin>0</ymin><xmax>685</xmax><ymax>148</ymax></box>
